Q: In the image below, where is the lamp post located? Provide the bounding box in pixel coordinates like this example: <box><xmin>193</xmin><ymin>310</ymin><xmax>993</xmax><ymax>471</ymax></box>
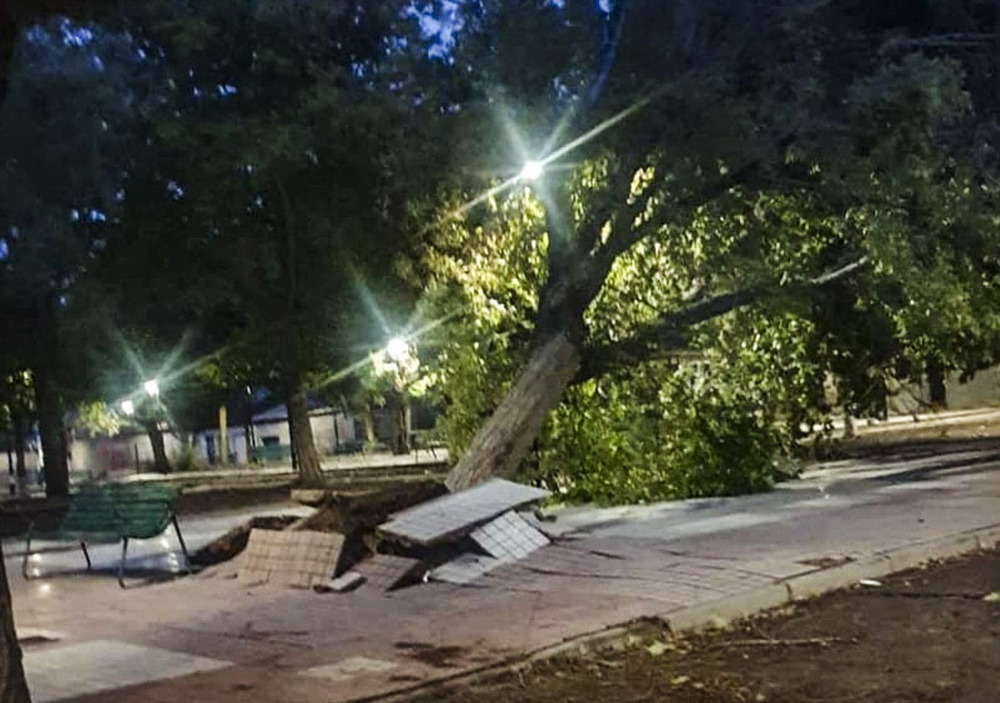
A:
<box><xmin>381</xmin><ymin>337</ymin><xmax>419</xmax><ymax>455</ymax></box>
<box><xmin>137</xmin><ymin>378</ymin><xmax>169</xmax><ymax>473</ymax></box>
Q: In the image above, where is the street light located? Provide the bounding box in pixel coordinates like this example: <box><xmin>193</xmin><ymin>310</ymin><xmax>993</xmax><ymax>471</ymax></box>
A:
<box><xmin>386</xmin><ymin>337</ymin><xmax>410</xmax><ymax>364</ymax></box>
<box><xmin>120</xmin><ymin>399</ymin><xmax>135</xmax><ymax>416</ymax></box>
<box><xmin>143</xmin><ymin>379</ymin><xmax>160</xmax><ymax>398</ymax></box>
<box><xmin>519</xmin><ymin>160</ymin><xmax>544</xmax><ymax>182</ymax></box>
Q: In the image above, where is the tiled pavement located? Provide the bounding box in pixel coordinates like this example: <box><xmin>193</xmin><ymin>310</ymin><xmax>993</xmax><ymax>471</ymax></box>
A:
<box><xmin>6</xmin><ymin>444</ymin><xmax>1000</xmax><ymax>702</ymax></box>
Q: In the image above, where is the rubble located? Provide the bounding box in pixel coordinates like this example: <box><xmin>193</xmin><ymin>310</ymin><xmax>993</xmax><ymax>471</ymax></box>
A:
<box><xmin>237</xmin><ymin>529</ymin><xmax>344</xmax><ymax>588</ymax></box>
<box><xmin>379</xmin><ymin>479</ymin><xmax>550</xmax><ymax>545</ymax></box>
<box><xmin>208</xmin><ymin>478</ymin><xmax>553</xmax><ymax>592</ymax></box>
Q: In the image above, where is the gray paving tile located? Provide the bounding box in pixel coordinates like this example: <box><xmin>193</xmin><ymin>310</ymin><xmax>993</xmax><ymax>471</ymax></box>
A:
<box><xmin>238</xmin><ymin>529</ymin><xmax>344</xmax><ymax>588</ymax></box>
<box><xmin>354</xmin><ymin>554</ymin><xmax>424</xmax><ymax>590</ymax></box>
<box><xmin>380</xmin><ymin>479</ymin><xmax>550</xmax><ymax>545</ymax></box>
<box><xmin>471</xmin><ymin>511</ymin><xmax>549</xmax><ymax>562</ymax></box>
<box><xmin>430</xmin><ymin>553</ymin><xmax>503</xmax><ymax>585</ymax></box>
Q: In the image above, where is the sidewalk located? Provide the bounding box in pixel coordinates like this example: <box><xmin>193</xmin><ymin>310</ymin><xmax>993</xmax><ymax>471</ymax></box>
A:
<box><xmin>6</xmin><ymin>442</ymin><xmax>1000</xmax><ymax>703</ymax></box>
<box><xmin>2</xmin><ymin>449</ymin><xmax>449</xmax><ymax>502</ymax></box>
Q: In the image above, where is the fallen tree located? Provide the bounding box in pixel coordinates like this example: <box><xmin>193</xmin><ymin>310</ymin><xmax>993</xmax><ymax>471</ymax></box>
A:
<box><xmin>436</xmin><ymin>0</ymin><xmax>1000</xmax><ymax>492</ymax></box>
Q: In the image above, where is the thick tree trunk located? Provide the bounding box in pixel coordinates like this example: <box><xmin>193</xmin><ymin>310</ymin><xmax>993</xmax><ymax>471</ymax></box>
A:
<box><xmin>386</xmin><ymin>391</ymin><xmax>410</xmax><ymax>455</ymax></box>
<box><xmin>0</xmin><ymin>543</ymin><xmax>31</xmax><ymax>703</ymax></box>
<box><xmin>926</xmin><ymin>359</ymin><xmax>947</xmax><ymax>408</ymax></box>
<box><xmin>286</xmin><ymin>380</ymin><xmax>325</xmax><ymax>488</ymax></box>
<box><xmin>142</xmin><ymin>421</ymin><xmax>170</xmax><ymax>473</ymax></box>
<box><xmin>11</xmin><ymin>414</ymin><xmax>26</xmax><ymax>498</ymax></box>
<box><xmin>32</xmin><ymin>368</ymin><xmax>67</xmax><ymax>498</ymax></box>
<box><xmin>446</xmin><ymin>333</ymin><xmax>582</xmax><ymax>491</ymax></box>
<box><xmin>362</xmin><ymin>408</ymin><xmax>376</xmax><ymax>444</ymax></box>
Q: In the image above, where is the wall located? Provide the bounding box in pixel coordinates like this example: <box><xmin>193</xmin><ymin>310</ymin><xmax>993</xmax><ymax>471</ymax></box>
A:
<box><xmin>891</xmin><ymin>367</ymin><xmax>1000</xmax><ymax>414</ymax></box>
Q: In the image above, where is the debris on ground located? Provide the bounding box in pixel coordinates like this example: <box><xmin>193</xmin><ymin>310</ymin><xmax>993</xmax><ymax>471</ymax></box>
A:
<box><xmin>379</xmin><ymin>479</ymin><xmax>550</xmax><ymax>545</ymax></box>
<box><xmin>292</xmin><ymin>480</ymin><xmax>448</xmax><ymax>572</ymax></box>
<box><xmin>316</xmin><ymin>571</ymin><xmax>366</xmax><ymax>593</ymax></box>
<box><xmin>237</xmin><ymin>529</ymin><xmax>344</xmax><ymax>588</ymax></box>
<box><xmin>200</xmin><ymin>478</ymin><xmax>553</xmax><ymax>594</ymax></box>
<box><xmin>190</xmin><ymin>515</ymin><xmax>301</xmax><ymax>567</ymax></box>
<box><xmin>379</xmin><ymin>479</ymin><xmax>552</xmax><ymax>587</ymax></box>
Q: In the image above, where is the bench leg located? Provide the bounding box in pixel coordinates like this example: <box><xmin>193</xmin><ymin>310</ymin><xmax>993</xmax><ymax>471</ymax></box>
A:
<box><xmin>172</xmin><ymin>515</ymin><xmax>192</xmax><ymax>574</ymax></box>
<box><xmin>22</xmin><ymin>535</ymin><xmax>32</xmax><ymax>580</ymax></box>
<box><xmin>80</xmin><ymin>541</ymin><xmax>92</xmax><ymax>571</ymax></box>
<box><xmin>117</xmin><ymin>537</ymin><xmax>129</xmax><ymax>589</ymax></box>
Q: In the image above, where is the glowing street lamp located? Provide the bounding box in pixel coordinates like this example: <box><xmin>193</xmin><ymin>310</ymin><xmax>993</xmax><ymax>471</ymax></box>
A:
<box><xmin>386</xmin><ymin>337</ymin><xmax>411</xmax><ymax>364</ymax></box>
<box><xmin>143</xmin><ymin>379</ymin><xmax>160</xmax><ymax>398</ymax></box>
<box><xmin>120</xmin><ymin>399</ymin><xmax>135</xmax><ymax>416</ymax></box>
<box><xmin>519</xmin><ymin>160</ymin><xmax>544</xmax><ymax>182</ymax></box>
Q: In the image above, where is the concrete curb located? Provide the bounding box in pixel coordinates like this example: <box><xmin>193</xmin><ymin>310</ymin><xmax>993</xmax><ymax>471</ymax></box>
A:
<box><xmin>356</xmin><ymin>522</ymin><xmax>1000</xmax><ymax>703</ymax></box>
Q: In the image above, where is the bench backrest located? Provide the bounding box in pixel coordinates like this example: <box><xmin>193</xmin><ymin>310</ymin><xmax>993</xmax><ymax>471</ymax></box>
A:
<box><xmin>61</xmin><ymin>485</ymin><xmax>119</xmax><ymax>536</ymax></box>
<box><xmin>62</xmin><ymin>484</ymin><xmax>181</xmax><ymax>539</ymax></box>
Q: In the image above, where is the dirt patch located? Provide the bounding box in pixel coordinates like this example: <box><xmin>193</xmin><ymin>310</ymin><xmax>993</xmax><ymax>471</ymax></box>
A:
<box><xmin>395</xmin><ymin>642</ymin><xmax>472</xmax><ymax>669</ymax></box>
<box><xmin>177</xmin><ymin>485</ymin><xmax>295</xmax><ymax>515</ymax></box>
<box><xmin>292</xmin><ymin>480</ymin><xmax>449</xmax><ymax>573</ymax></box>
<box><xmin>293</xmin><ymin>480</ymin><xmax>447</xmax><ymax>535</ymax></box>
<box><xmin>190</xmin><ymin>481</ymin><xmax>447</xmax><ymax>572</ymax></box>
<box><xmin>415</xmin><ymin>548</ymin><xmax>1000</xmax><ymax>702</ymax></box>
<box><xmin>189</xmin><ymin>515</ymin><xmax>300</xmax><ymax>567</ymax></box>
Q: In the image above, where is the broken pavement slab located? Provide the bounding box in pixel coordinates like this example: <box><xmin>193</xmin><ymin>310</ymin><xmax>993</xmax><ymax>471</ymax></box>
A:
<box><xmin>379</xmin><ymin>478</ymin><xmax>550</xmax><ymax>545</ymax></box>
<box><xmin>353</xmin><ymin>554</ymin><xmax>425</xmax><ymax>590</ymax></box>
<box><xmin>238</xmin><ymin>528</ymin><xmax>344</xmax><ymax>588</ymax></box>
<box><xmin>471</xmin><ymin>510</ymin><xmax>549</xmax><ymax>563</ymax></box>
<box><xmin>318</xmin><ymin>571</ymin><xmax>367</xmax><ymax>593</ymax></box>
<box><xmin>429</xmin><ymin>553</ymin><xmax>504</xmax><ymax>585</ymax></box>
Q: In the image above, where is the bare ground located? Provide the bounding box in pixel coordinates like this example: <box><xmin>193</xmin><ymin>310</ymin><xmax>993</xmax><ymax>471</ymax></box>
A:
<box><xmin>415</xmin><ymin>548</ymin><xmax>1000</xmax><ymax>703</ymax></box>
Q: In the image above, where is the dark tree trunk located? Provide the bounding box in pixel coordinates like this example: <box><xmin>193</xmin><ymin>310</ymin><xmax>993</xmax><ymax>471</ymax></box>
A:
<box><xmin>386</xmin><ymin>391</ymin><xmax>410</xmax><ymax>455</ymax></box>
<box><xmin>362</xmin><ymin>407</ymin><xmax>376</xmax><ymax>444</ymax></box>
<box><xmin>11</xmin><ymin>414</ymin><xmax>26</xmax><ymax>498</ymax></box>
<box><xmin>32</xmin><ymin>367</ymin><xmax>67</xmax><ymax>498</ymax></box>
<box><xmin>927</xmin><ymin>359</ymin><xmax>947</xmax><ymax>408</ymax></box>
<box><xmin>0</xmin><ymin>542</ymin><xmax>31</xmax><ymax>703</ymax></box>
<box><xmin>142</xmin><ymin>421</ymin><xmax>170</xmax><ymax>473</ymax></box>
<box><xmin>446</xmin><ymin>333</ymin><xmax>582</xmax><ymax>491</ymax></box>
<box><xmin>286</xmin><ymin>379</ymin><xmax>325</xmax><ymax>488</ymax></box>
<box><xmin>0</xmin><ymin>6</ymin><xmax>15</xmax><ymax>110</ymax></box>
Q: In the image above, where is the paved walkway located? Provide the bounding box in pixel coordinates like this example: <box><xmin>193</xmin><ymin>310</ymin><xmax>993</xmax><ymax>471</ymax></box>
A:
<box><xmin>2</xmin><ymin>449</ymin><xmax>449</xmax><ymax>502</ymax></box>
<box><xmin>5</xmin><ymin>443</ymin><xmax>1000</xmax><ymax>702</ymax></box>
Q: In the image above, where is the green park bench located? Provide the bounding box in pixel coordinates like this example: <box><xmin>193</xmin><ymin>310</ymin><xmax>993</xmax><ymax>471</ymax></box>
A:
<box><xmin>21</xmin><ymin>483</ymin><xmax>190</xmax><ymax>588</ymax></box>
<box><xmin>249</xmin><ymin>443</ymin><xmax>291</xmax><ymax>463</ymax></box>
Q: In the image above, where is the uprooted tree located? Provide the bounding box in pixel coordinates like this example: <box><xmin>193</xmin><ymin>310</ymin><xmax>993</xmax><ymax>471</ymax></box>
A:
<box><xmin>437</xmin><ymin>0</ymin><xmax>1000</xmax><ymax>492</ymax></box>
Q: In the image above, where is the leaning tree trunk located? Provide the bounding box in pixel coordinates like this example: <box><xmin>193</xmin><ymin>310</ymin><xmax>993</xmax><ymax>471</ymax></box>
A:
<box><xmin>32</xmin><ymin>367</ymin><xmax>67</xmax><ymax>498</ymax></box>
<box><xmin>0</xmin><ymin>543</ymin><xmax>31</xmax><ymax>703</ymax></box>
<box><xmin>286</xmin><ymin>380</ymin><xmax>325</xmax><ymax>488</ymax></box>
<box><xmin>446</xmin><ymin>333</ymin><xmax>582</xmax><ymax>491</ymax></box>
<box><xmin>142</xmin><ymin>421</ymin><xmax>170</xmax><ymax>473</ymax></box>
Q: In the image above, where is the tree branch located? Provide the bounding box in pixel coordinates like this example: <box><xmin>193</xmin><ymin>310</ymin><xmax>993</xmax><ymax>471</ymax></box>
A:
<box><xmin>580</xmin><ymin>157</ymin><xmax>764</xmax><ymax>304</ymax></box>
<box><xmin>575</xmin><ymin>256</ymin><xmax>869</xmax><ymax>383</ymax></box>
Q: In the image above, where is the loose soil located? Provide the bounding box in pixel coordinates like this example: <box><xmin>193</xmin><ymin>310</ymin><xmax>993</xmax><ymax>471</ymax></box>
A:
<box><xmin>189</xmin><ymin>515</ymin><xmax>301</xmax><ymax>566</ymax></box>
<box><xmin>416</xmin><ymin>548</ymin><xmax>1000</xmax><ymax>703</ymax></box>
<box><xmin>190</xmin><ymin>480</ymin><xmax>450</xmax><ymax>572</ymax></box>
